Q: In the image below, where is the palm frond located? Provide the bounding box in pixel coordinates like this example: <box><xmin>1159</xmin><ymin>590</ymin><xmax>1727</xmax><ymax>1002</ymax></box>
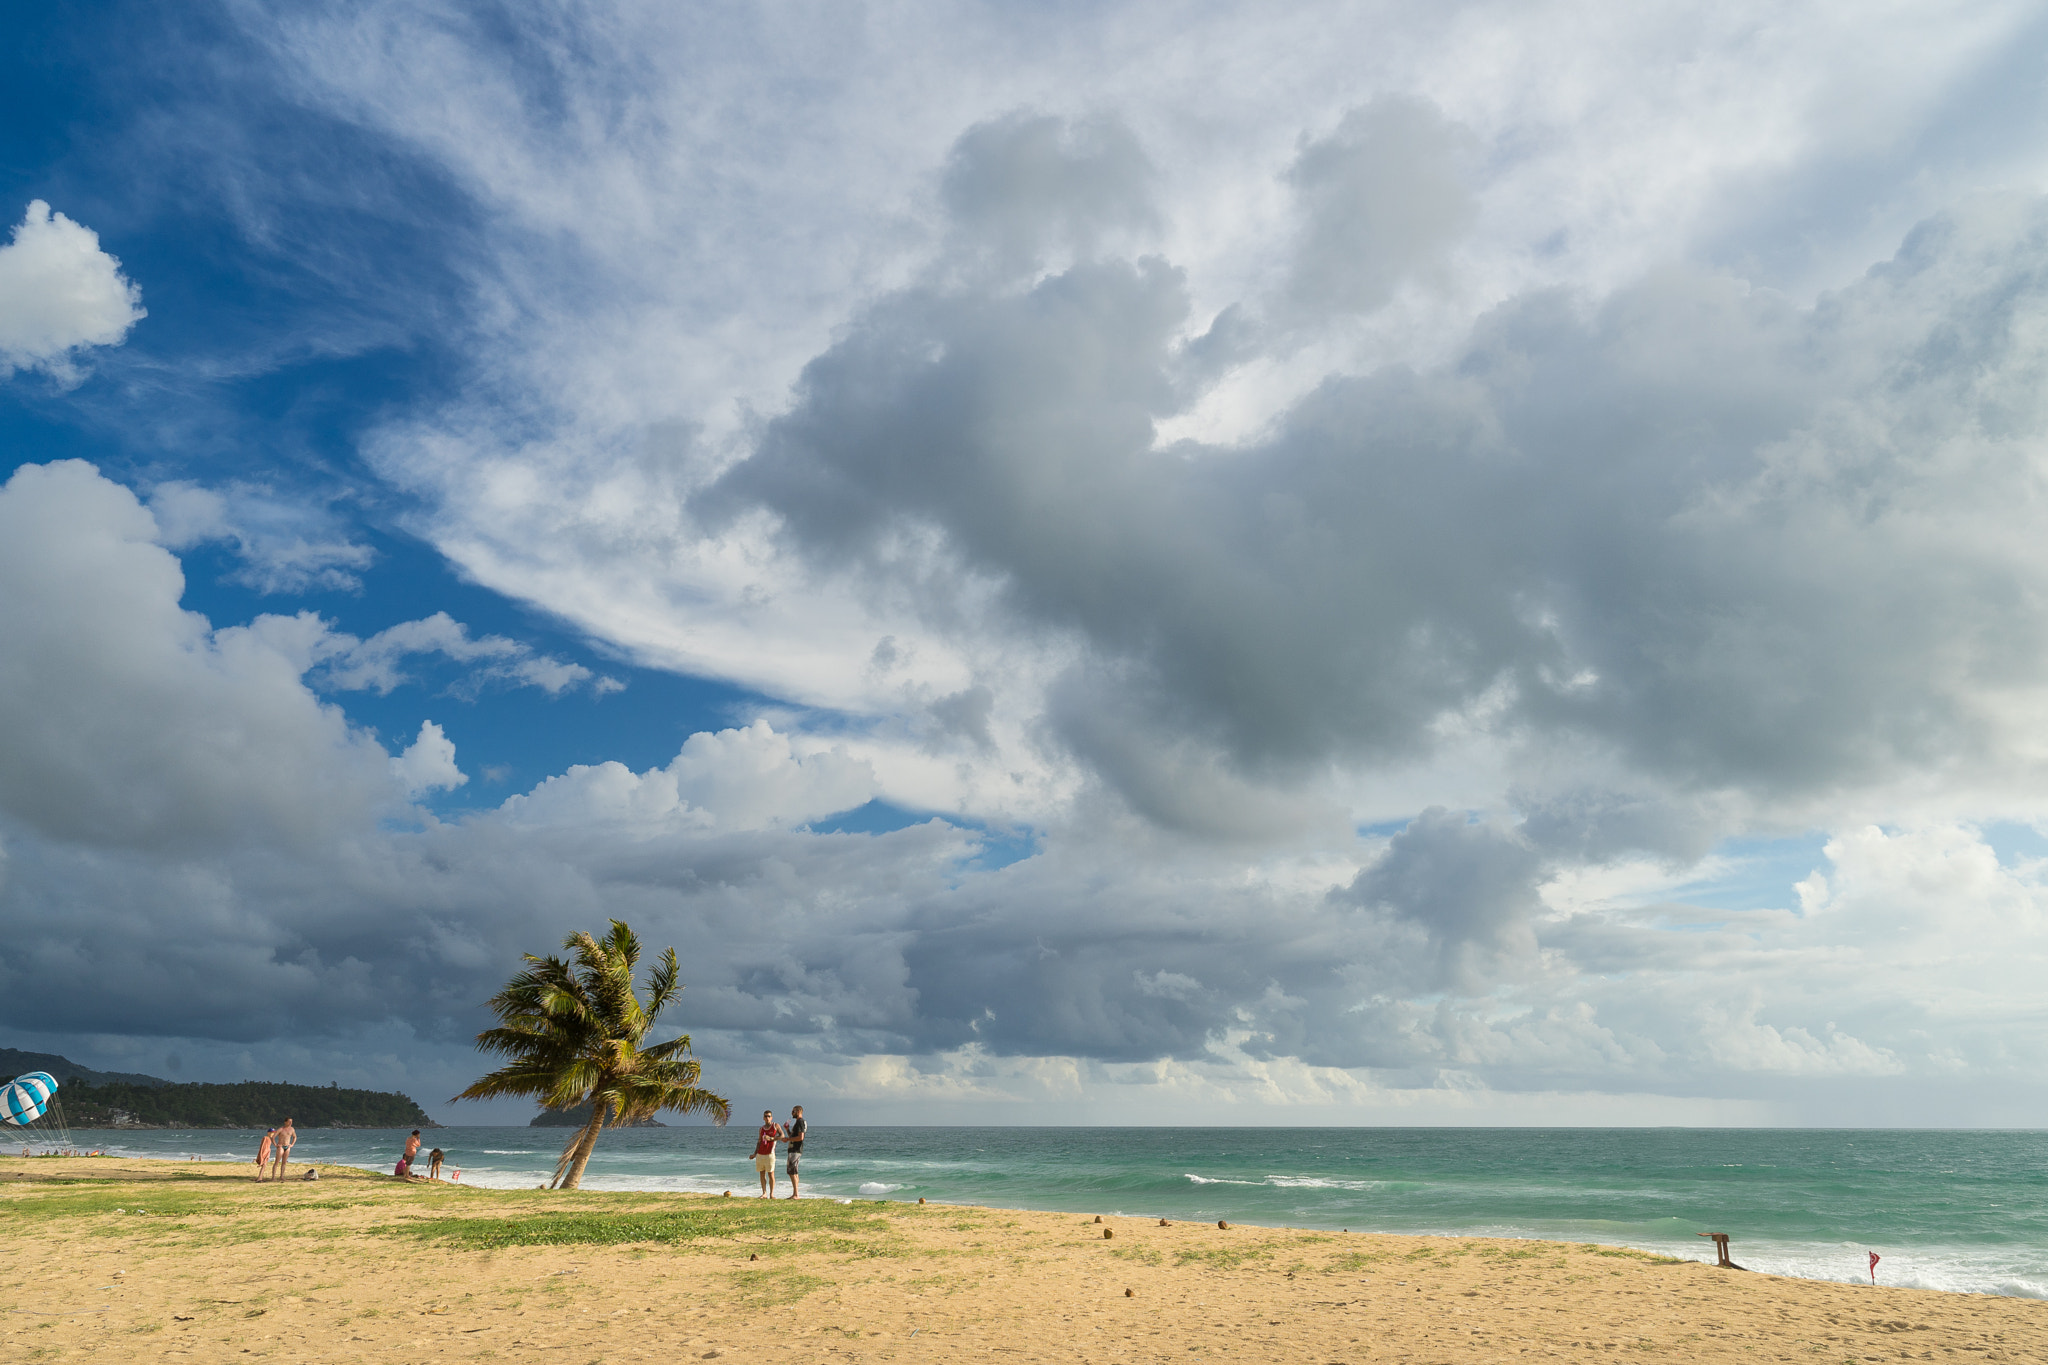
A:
<box><xmin>642</xmin><ymin>946</ymin><xmax>682</xmax><ymax>1024</ymax></box>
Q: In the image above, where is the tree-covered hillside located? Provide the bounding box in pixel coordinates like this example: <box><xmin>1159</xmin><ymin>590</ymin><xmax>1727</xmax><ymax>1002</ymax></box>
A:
<box><xmin>57</xmin><ymin>1080</ymin><xmax>436</xmax><ymax>1129</ymax></box>
<box><xmin>0</xmin><ymin>1047</ymin><xmax>168</xmax><ymax>1088</ymax></box>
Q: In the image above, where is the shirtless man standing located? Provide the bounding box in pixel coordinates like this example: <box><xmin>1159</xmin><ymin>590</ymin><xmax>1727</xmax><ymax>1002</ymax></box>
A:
<box><xmin>402</xmin><ymin>1129</ymin><xmax>422</xmax><ymax>1176</ymax></box>
<box><xmin>269</xmin><ymin>1118</ymin><xmax>297</xmax><ymax>1181</ymax></box>
<box><xmin>784</xmin><ymin>1105</ymin><xmax>806</xmax><ymax>1199</ymax></box>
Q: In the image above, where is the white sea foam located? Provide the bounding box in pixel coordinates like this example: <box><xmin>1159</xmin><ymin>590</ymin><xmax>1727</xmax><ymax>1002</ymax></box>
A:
<box><xmin>1187</xmin><ymin>1173</ymin><xmax>1383</xmax><ymax>1192</ymax></box>
<box><xmin>1706</xmin><ymin>1246</ymin><xmax>2048</xmax><ymax>1300</ymax></box>
<box><xmin>1263</xmin><ymin>1176</ymin><xmax>1384</xmax><ymax>1192</ymax></box>
<box><xmin>859</xmin><ymin>1181</ymin><xmax>902</xmax><ymax>1195</ymax></box>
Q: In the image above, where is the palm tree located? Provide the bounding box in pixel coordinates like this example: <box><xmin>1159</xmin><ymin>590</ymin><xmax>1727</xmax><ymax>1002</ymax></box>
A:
<box><xmin>455</xmin><ymin>920</ymin><xmax>729</xmax><ymax>1189</ymax></box>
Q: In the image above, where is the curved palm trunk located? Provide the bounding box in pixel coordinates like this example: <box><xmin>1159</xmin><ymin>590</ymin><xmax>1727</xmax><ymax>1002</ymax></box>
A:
<box><xmin>553</xmin><ymin>1105</ymin><xmax>608</xmax><ymax>1190</ymax></box>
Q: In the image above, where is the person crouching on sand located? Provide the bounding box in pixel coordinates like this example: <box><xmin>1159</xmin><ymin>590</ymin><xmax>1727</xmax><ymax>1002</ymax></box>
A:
<box><xmin>753</xmin><ymin>1110</ymin><xmax>784</xmax><ymax>1197</ymax></box>
<box><xmin>256</xmin><ymin>1128</ymin><xmax>275</xmax><ymax>1181</ymax></box>
<box><xmin>270</xmin><ymin>1118</ymin><xmax>297</xmax><ymax>1181</ymax></box>
<box><xmin>784</xmin><ymin>1105</ymin><xmax>806</xmax><ymax>1199</ymax></box>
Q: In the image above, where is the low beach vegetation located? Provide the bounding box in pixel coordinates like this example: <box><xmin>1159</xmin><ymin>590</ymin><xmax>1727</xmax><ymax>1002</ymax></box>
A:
<box><xmin>382</xmin><ymin>1194</ymin><xmax>899</xmax><ymax>1251</ymax></box>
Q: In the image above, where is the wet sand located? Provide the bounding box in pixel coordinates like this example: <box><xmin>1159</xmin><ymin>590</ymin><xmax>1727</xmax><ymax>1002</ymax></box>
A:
<box><xmin>2</xmin><ymin>1157</ymin><xmax>2042</xmax><ymax>1362</ymax></box>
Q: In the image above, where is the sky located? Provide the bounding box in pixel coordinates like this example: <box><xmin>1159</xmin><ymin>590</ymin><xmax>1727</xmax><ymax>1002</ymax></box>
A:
<box><xmin>6</xmin><ymin>0</ymin><xmax>2048</xmax><ymax>1127</ymax></box>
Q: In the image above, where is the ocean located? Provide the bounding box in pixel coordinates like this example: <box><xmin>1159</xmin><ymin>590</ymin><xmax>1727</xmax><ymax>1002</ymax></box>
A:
<box><xmin>41</xmin><ymin>1126</ymin><xmax>2048</xmax><ymax>1298</ymax></box>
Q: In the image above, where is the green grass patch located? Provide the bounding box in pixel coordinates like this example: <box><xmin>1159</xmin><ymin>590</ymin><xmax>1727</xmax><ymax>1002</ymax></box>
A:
<box><xmin>726</xmin><ymin>1268</ymin><xmax>831</xmax><ymax>1308</ymax></box>
<box><xmin>376</xmin><ymin>1197</ymin><xmax>898</xmax><ymax>1251</ymax></box>
<box><xmin>0</xmin><ymin>1186</ymin><xmax>244</xmax><ymax>1225</ymax></box>
<box><xmin>1325</xmin><ymin>1251</ymin><xmax>1385</xmax><ymax>1272</ymax></box>
<box><xmin>1586</xmin><ymin>1246</ymin><xmax>1684</xmax><ymax>1263</ymax></box>
<box><xmin>1173</xmin><ymin>1244</ymin><xmax>1274</xmax><ymax>1270</ymax></box>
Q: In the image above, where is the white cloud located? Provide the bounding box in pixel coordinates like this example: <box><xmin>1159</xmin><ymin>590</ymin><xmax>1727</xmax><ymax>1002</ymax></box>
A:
<box><xmin>291</xmin><ymin>610</ymin><xmax>614</xmax><ymax>699</ymax></box>
<box><xmin>391</xmin><ymin>720</ymin><xmax>466</xmax><ymax>796</ymax></box>
<box><xmin>502</xmin><ymin>720</ymin><xmax>876</xmax><ymax>834</ymax></box>
<box><xmin>4</xmin><ymin>464</ymin><xmax>2048</xmax><ymax>1120</ymax></box>
<box><xmin>0</xmin><ymin>461</ymin><xmax>398</xmax><ymax>853</ymax></box>
<box><xmin>149</xmin><ymin>481</ymin><xmax>375</xmax><ymax>594</ymax></box>
<box><xmin>0</xmin><ymin>201</ymin><xmax>145</xmax><ymax>380</ymax></box>
<box><xmin>18</xmin><ymin>4</ymin><xmax>2048</xmax><ymax>1122</ymax></box>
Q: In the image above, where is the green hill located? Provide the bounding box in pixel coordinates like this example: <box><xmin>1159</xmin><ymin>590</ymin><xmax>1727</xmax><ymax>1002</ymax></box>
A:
<box><xmin>56</xmin><ymin>1079</ymin><xmax>436</xmax><ymax>1130</ymax></box>
<box><xmin>1</xmin><ymin>1047</ymin><xmax>169</xmax><ymax>1089</ymax></box>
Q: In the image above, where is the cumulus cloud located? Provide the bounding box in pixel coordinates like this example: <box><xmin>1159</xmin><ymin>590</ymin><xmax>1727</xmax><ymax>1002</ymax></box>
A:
<box><xmin>0</xmin><ymin>201</ymin><xmax>145</xmax><ymax>380</ymax></box>
<box><xmin>0</xmin><ymin>461</ymin><xmax>397</xmax><ymax>853</ymax></box>
<box><xmin>391</xmin><ymin>720</ymin><xmax>466</xmax><ymax>796</ymax></box>
<box><xmin>941</xmin><ymin>112</ymin><xmax>1158</xmax><ymax>275</ymax></box>
<box><xmin>1339</xmin><ymin>809</ymin><xmax>1543</xmax><ymax>993</ymax></box>
<box><xmin>502</xmin><ymin>721</ymin><xmax>876</xmax><ymax>833</ymax></box>
<box><xmin>1282</xmin><ymin>97</ymin><xmax>1477</xmax><ymax>320</ymax></box>
<box><xmin>710</xmin><ymin>191</ymin><xmax>2048</xmax><ymax>843</ymax></box>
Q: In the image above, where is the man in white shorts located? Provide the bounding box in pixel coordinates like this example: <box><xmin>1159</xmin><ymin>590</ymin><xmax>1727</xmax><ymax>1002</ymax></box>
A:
<box><xmin>752</xmin><ymin>1110</ymin><xmax>784</xmax><ymax>1196</ymax></box>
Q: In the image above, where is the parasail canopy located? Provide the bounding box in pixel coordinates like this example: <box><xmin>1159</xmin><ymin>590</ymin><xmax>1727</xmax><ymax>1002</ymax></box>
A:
<box><xmin>2</xmin><ymin>1071</ymin><xmax>58</xmax><ymax>1126</ymax></box>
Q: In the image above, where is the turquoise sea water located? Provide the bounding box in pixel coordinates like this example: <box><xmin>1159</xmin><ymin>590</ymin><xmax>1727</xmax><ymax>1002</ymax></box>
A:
<box><xmin>42</xmin><ymin>1126</ymin><xmax>2048</xmax><ymax>1298</ymax></box>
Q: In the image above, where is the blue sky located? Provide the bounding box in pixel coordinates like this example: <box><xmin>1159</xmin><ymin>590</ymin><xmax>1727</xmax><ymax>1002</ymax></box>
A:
<box><xmin>7</xmin><ymin>0</ymin><xmax>2048</xmax><ymax>1126</ymax></box>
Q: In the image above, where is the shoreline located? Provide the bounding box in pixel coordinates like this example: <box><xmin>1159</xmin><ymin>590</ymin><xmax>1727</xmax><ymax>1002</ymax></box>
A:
<box><xmin>4</xmin><ymin>1158</ymin><xmax>2045</xmax><ymax>1363</ymax></box>
<box><xmin>22</xmin><ymin>1141</ymin><xmax>2046</xmax><ymax>1300</ymax></box>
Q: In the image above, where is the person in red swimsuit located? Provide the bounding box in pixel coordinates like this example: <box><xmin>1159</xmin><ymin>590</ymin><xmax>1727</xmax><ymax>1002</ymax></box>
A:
<box><xmin>753</xmin><ymin>1111</ymin><xmax>785</xmax><ymax>1197</ymax></box>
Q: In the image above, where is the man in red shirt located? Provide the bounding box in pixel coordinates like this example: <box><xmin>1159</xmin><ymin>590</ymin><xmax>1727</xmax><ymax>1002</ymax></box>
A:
<box><xmin>753</xmin><ymin>1110</ymin><xmax>785</xmax><ymax>1197</ymax></box>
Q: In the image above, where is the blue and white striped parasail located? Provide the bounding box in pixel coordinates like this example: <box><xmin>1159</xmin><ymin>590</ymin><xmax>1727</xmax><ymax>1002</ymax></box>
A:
<box><xmin>2</xmin><ymin>1072</ymin><xmax>58</xmax><ymax>1126</ymax></box>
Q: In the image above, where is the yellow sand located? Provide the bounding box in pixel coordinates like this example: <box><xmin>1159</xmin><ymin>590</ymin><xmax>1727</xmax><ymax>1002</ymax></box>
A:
<box><xmin>3</xmin><ymin>1157</ymin><xmax>2043</xmax><ymax>1362</ymax></box>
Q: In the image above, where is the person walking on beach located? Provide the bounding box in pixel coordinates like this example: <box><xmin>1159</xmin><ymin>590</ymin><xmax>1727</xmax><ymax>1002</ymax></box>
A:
<box><xmin>784</xmin><ymin>1105</ymin><xmax>806</xmax><ymax>1199</ymax></box>
<box><xmin>753</xmin><ymin>1110</ymin><xmax>784</xmax><ymax>1197</ymax></box>
<box><xmin>255</xmin><ymin>1127</ymin><xmax>275</xmax><ymax>1181</ymax></box>
<box><xmin>270</xmin><ymin>1118</ymin><xmax>297</xmax><ymax>1181</ymax></box>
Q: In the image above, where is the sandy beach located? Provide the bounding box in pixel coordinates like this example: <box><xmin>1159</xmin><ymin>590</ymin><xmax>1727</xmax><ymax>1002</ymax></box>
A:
<box><xmin>2</xmin><ymin>1158</ymin><xmax>2042</xmax><ymax>1363</ymax></box>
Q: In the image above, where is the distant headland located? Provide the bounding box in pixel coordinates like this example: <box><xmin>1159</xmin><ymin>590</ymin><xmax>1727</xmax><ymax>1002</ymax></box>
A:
<box><xmin>2</xmin><ymin>1048</ymin><xmax>437</xmax><ymax>1129</ymax></box>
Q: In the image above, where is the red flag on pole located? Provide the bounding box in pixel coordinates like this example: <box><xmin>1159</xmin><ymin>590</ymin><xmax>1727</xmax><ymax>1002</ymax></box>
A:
<box><xmin>1869</xmin><ymin>1251</ymin><xmax>1881</xmax><ymax>1283</ymax></box>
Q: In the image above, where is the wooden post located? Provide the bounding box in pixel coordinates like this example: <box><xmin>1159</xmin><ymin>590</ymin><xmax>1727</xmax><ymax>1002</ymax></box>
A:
<box><xmin>1695</xmin><ymin>1232</ymin><xmax>1745</xmax><ymax>1270</ymax></box>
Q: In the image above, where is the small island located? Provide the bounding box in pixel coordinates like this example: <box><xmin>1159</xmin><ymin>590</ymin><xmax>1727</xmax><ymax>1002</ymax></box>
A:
<box><xmin>529</xmin><ymin>1100</ymin><xmax>664</xmax><ymax>1128</ymax></box>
